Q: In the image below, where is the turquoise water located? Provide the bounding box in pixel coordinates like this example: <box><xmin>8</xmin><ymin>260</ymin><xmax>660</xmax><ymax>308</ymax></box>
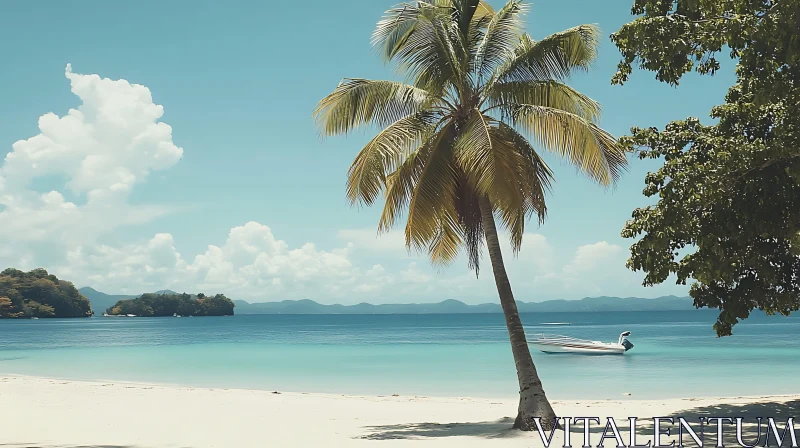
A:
<box><xmin>1</xmin><ymin>310</ymin><xmax>797</xmax><ymax>399</ymax></box>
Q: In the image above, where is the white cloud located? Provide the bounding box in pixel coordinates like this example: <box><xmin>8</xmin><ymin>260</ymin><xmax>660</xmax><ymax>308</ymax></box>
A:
<box><xmin>0</xmin><ymin>64</ymin><xmax>182</xmax><ymax>262</ymax></box>
<box><xmin>400</xmin><ymin>262</ymin><xmax>431</xmax><ymax>284</ymax></box>
<box><xmin>54</xmin><ymin>221</ymin><xmax>391</xmax><ymax>302</ymax></box>
<box><xmin>58</xmin><ymin>233</ymin><xmax>186</xmax><ymax>290</ymax></box>
<box><xmin>353</xmin><ymin>264</ymin><xmax>394</xmax><ymax>293</ymax></box>
<box><xmin>564</xmin><ymin>241</ymin><xmax>625</xmax><ymax>275</ymax></box>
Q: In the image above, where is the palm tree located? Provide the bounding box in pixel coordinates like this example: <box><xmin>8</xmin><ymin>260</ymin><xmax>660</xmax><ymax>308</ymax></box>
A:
<box><xmin>314</xmin><ymin>0</ymin><xmax>626</xmax><ymax>431</ymax></box>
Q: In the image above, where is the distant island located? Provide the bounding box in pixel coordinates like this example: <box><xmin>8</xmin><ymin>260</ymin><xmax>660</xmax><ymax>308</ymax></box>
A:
<box><xmin>106</xmin><ymin>292</ymin><xmax>235</xmax><ymax>317</ymax></box>
<box><xmin>79</xmin><ymin>287</ymin><xmax>694</xmax><ymax>315</ymax></box>
<box><xmin>0</xmin><ymin>268</ymin><xmax>92</xmax><ymax>318</ymax></box>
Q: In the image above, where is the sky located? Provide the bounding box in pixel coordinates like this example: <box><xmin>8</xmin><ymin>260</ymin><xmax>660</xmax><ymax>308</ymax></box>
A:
<box><xmin>0</xmin><ymin>1</ymin><xmax>737</xmax><ymax>304</ymax></box>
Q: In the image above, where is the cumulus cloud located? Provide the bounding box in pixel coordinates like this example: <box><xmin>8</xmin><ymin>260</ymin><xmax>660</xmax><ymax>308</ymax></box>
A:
<box><xmin>55</xmin><ymin>222</ymin><xmax>384</xmax><ymax>302</ymax></box>
<box><xmin>0</xmin><ymin>64</ymin><xmax>182</xmax><ymax>263</ymax></box>
<box><xmin>563</xmin><ymin>241</ymin><xmax>625</xmax><ymax>278</ymax></box>
<box><xmin>58</xmin><ymin>233</ymin><xmax>186</xmax><ymax>291</ymax></box>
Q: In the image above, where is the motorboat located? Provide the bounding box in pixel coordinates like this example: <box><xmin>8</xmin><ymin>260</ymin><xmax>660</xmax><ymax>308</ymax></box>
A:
<box><xmin>529</xmin><ymin>331</ymin><xmax>634</xmax><ymax>355</ymax></box>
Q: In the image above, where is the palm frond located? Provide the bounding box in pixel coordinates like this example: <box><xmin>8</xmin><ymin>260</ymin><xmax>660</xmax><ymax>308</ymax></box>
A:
<box><xmin>452</xmin><ymin>109</ymin><xmax>497</xmax><ymax>195</ymax></box>
<box><xmin>346</xmin><ymin>112</ymin><xmax>439</xmax><ymax>206</ymax></box>
<box><xmin>473</xmin><ymin>1</ymin><xmax>526</xmax><ymax>81</ymax></box>
<box><xmin>373</xmin><ymin>3</ymin><xmax>467</xmax><ymax>96</ymax></box>
<box><xmin>466</xmin><ymin>15</ymin><xmax>493</xmax><ymax>62</ymax></box>
<box><xmin>489</xmin><ymin>24</ymin><xmax>600</xmax><ymax>88</ymax></box>
<box><xmin>451</xmin><ymin>110</ymin><xmax>555</xmax><ymax>252</ymax></box>
<box><xmin>453</xmin><ymin>0</ymin><xmax>482</xmax><ymax>36</ymax></box>
<box><xmin>314</xmin><ymin>79</ymin><xmax>432</xmax><ymax>135</ymax></box>
<box><xmin>372</xmin><ymin>3</ymin><xmax>424</xmax><ymax>62</ymax></box>
<box><xmin>473</xmin><ymin>1</ymin><xmax>495</xmax><ymax>20</ymax></box>
<box><xmin>510</xmin><ymin>104</ymin><xmax>627</xmax><ymax>186</ymax></box>
<box><xmin>427</xmin><ymin>205</ymin><xmax>464</xmax><ymax>267</ymax></box>
<box><xmin>379</xmin><ymin>132</ymin><xmax>438</xmax><ymax>232</ymax></box>
<box><xmin>494</xmin><ymin>121</ymin><xmax>553</xmax><ymax>200</ymax></box>
<box><xmin>413</xmin><ymin>9</ymin><xmax>468</xmax><ymax>94</ymax></box>
<box><xmin>372</xmin><ymin>1</ymin><xmax>456</xmax><ymax>59</ymax></box>
<box><xmin>465</xmin><ymin>0</ymin><xmax>496</xmax><ymax>55</ymax></box>
<box><xmin>452</xmin><ymin>110</ymin><xmax>540</xmax><ymax>255</ymax></box>
<box><xmin>484</xmin><ymin>80</ymin><xmax>601</xmax><ymax>122</ymax></box>
<box><xmin>490</xmin><ymin>122</ymin><xmax>553</xmax><ymax>251</ymax></box>
<box><xmin>453</xmin><ymin>173</ymin><xmax>484</xmax><ymax>273</ymax></box>
<box><xmin>405</xmin><ymin>122</ymin><xmax>459</xmax><ymax>252</ymax></box>
<box><xmin>381</xmin><ymin>135</ymin><xmax>467</xmax><ymax>268</ymax></box>
<box><xmin>482</xmin><ymin>129</ymin><xmax>531</xmax><ymax>251</ymax></box>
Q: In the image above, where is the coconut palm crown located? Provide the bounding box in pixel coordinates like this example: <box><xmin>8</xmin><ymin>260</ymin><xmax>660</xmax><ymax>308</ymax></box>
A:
<box><xmin>314</xmin><ymin>0</ymin><xmax>627</xmax><ymax>431</ymax></box>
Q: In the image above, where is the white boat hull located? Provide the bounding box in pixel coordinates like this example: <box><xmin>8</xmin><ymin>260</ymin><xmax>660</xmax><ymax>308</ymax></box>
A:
<box><xmin>530</xmin><ymin>341</ymin><xmax>626</xmax><ymax>355</ymax></box>
<box><xmin>529</xmin><ymin>332</ymin><xmax>633</xmax><ymax>355</ymax></box>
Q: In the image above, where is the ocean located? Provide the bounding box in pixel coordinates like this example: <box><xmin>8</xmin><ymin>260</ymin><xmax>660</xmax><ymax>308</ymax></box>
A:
<box><xmin>1</xmin><ymin>310</ymin><xmax>797</xmax><ymax>399</ymax></box>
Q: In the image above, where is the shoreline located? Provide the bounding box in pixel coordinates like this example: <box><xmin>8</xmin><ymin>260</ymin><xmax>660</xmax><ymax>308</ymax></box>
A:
<box><xmin>1</xmin><ymin>375</ymin><xmax>797</xmax><ymax>447</ymax></box>
<box><xmin>3</xmin><ymin>373</ymin><xmax>799</xmax><ymax>402</ymax></box>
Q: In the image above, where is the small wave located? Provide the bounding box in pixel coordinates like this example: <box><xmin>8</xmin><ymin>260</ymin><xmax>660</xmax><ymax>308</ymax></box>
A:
<box><xmin>540</xmin><ymin>322</ymin><xmax>571</xmax><ymax>326</ymax></box>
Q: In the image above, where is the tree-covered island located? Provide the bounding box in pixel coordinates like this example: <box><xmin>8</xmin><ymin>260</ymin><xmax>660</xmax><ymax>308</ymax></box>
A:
<box><xmin>0</xmin><ymin>268</ymin><xmax>92</xmax><ymax>318</ymax></box>
<box><xmin>106</xmin><ymin>293</ymin><xmax>235</xmax><ymax>317</ymax></box>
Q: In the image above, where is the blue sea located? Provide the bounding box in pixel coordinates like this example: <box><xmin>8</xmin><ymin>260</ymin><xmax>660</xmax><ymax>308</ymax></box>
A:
<box><xmin>1</xmin><ymin>310</ymin><xmax>798</xmax><ymax>399</ymax></box>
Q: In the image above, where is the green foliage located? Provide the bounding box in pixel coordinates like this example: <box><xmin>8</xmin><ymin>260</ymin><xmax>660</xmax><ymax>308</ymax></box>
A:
<box><xmin>0</xmin><ymin>296</ymin><xmax>23</xmax><ymax>318</ymax></box>
<box><xmin>0</xmin><ymin>268</ymin><xmax>92</xmax><ymax>318</ymax></box>
<box><xmin>106</xmin><ymin>293</ymin><xmax>235</xmax><ymax>317</ymax></box>
<box><xmin>613</xmin><ymin>0</ymin><xmax>800</xmax><ymax>335</ymax></box>
<box><xmin>23</xmin><ymin>301</ymin><xmax>56</xmax><ymax>317</ymax></box>
<box><xmin>611</xmin><ymin>0</ymin><xmax>800</xmax><ymax>88</ymax></box>
<box><xmin>314</xmin><ymin>0</ymin><xmax>626</xmax><ymax>274</ymax></box>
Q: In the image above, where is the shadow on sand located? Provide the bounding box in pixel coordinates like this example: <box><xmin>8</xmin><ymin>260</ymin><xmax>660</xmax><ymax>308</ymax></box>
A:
<box><xmin>358</xmin><ymin>417</ymin><xmax>519</xmax><ymax>440</ymax></box>
<box><xmin>0</xmin><ymin>445</ymin><xmax>171</xmax><ymax>448</ymax></box>
<box><xmin>667</xmin><ymin>399</ymin><xmax>800</xmax><ymax>447</ymax></box>
<box><xmin>357</xmin><ymin>399</ymin><xmax>799</xmax><ymax>445</ymax></box>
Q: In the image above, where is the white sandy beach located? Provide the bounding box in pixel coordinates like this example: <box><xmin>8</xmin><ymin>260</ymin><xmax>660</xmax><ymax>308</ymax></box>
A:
<box><xmin>1</xmin><ymin>376</ymin><xmax>797</xmax><ymax>448</ymax></box>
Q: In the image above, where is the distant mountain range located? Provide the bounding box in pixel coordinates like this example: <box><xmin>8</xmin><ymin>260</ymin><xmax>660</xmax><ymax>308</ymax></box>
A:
<box><xmin>79</xmin><ymin>287</ymin><xmax>694</xmax><ymax>314</ymax></box>
<box><xmin>231</xmin><ymin>295</ymin><xmax>695</xmax><ymax>314</ymax></box>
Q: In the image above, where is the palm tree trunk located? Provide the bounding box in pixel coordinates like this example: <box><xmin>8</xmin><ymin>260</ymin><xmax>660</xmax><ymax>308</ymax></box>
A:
<box><xmin>479</xmin><ymin>196</ymin><xmax>557</xmax><ymax>431</ymax></box>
